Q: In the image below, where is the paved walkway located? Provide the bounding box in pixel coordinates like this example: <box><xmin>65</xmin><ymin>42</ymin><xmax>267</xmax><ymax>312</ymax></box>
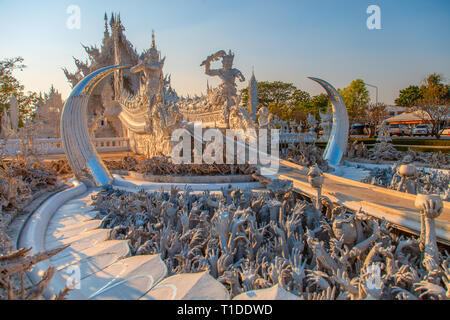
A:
<box><xmin>38</xmin><ymin>188</ymin><xmax>302</xmax><ymax>300</ymax></box>
<box><xmin>276</xmin><ymin>161</ymin><xmax>450</xmax><ymax>245</ymax></box>
<box><xmin>37</xmin><ymin>189</ymin><xmax>236</xmax><ymax>300</ymax></box>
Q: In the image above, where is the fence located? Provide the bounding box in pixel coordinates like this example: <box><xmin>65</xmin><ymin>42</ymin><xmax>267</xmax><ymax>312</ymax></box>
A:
<box><xmin>0</xmin><ymin>137</ymin><xmax>130</xmax><ymax>155</ymax></box>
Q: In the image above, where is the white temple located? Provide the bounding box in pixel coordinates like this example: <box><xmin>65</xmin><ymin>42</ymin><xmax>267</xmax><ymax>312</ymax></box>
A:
<box><xmin>60</xmin><ymin>13</ymin><xmax>260</xmax><ymax>156</ymax></box>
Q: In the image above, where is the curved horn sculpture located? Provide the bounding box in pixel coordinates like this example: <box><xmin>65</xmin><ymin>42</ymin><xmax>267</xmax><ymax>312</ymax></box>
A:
<box><xmin>308</xmin><ymin>77</ymin><xmax>349</xmax><ymax>167</ymax></box>
<box><xmin>61</xmin><ymin>65</ymin><xmax>129</xmax><ymax>186</ymax></box>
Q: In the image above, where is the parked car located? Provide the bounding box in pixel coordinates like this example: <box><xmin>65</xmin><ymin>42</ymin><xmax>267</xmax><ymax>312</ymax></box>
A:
<box><xmin>350</xmin><ymin>123</ymin><xmax>372</xmax><ymax>136</ymax></box>
<box><xmin>412</xmin><ymin>124</ymin><xmax>431</xmax><ymax>136</ymax></box>
<box><xmin>389</xmin><ymin>124</ymin><xmax>412</xmax><ymax>136</ymax></box>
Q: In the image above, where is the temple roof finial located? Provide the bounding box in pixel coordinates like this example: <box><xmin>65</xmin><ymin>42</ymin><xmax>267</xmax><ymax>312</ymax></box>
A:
<box><xmin>152</xmin><ymin>29</ymin><xmax>156</xmax><ymax>48</ymax></box>
<box><xmin>104</xmin><ymin>12</ymin><xmax>109</xmax><ymax>37</ymax></box>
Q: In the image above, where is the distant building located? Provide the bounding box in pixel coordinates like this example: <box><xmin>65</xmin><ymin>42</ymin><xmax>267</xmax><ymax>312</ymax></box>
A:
<box><xmin>385</xmin><ymin>105</ymin><xmax>407</xmax><ymax>117</ymax></box>
<box><xmin>385</xmin><ymin>110</ymin><xmax>430</xmax><ymax>125</ymax></box>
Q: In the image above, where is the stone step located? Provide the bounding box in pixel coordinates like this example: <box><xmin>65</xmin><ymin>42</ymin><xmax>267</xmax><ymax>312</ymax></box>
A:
<box><xmin>47</xmin><ymin>229</ymin><xmax>110</xmax><ymax>260</ymax></box>
<box><xmin>47</xmin><ymin>240</ymin><xmax>130</xmax><ymax>274</ymax></box>
<box><xmin>51</xmin><ymin>207</ymin><xmax>98</xmax><ymax>222</ymax></box>
<box><xmin>233</xmin><ymin>284</ymin><xmax>302</xmax><ymax>300</ymax></box>
<box><xmin>46</xmin><ymin>219</ymin><xmax>102</xmax><ymax>242</ymax></box>
<box><xmin>47</xmin><ymin>211</ymin><xmax>99</xmax><ymax>231</ymax></box>
<box><xmin>141</xmin><ymin>271</ymin><xmax>229</xmax><ymax>300</ymax></box>
<box><xmin>66</xmin><ymin>255</ymin><xmax>168</xmax><ymax>300</ymax></box>
<box><xmin>58</xmin><ymin>201</ymin><xmax>97</xmax><ymax>212</ymax></box>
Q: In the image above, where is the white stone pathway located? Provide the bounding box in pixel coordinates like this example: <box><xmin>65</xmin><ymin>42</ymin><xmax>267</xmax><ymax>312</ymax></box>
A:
<box><xmin>23</xmin><ymin>185</ymin><xmax>304</xmax><ymax>300</ymax></box>
<box><xmin>37</xmin><ymin>189</ymin><xmax>231</xmax><ymax>300</ymax></box>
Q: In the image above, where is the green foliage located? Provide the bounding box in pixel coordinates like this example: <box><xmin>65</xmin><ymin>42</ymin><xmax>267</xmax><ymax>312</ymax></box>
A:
<box><xmin>257</xmin><ymin>81</ymin><xmax>297</xmax><ymax>108</ymax></box>
<box><xmin>241</xmin><ymin>81</ymin><xmax>327</xmax><ymax>125</ymax></box>
<box><xmin>338</xmin><ymin>79</ymin><xmax>370</xmax><ymax>121</ymax></box>
<box><xmin>418</xmin><ymin>73</ymin><xmax>450</xmax><ymax>139</ymax></box>
<box><xmin>0</xmin><ymin>57</ymin><xmax>42</xmax><ymax>127</ymax></box>
<box><xmin>419</xmin><ymin>73</ymin><xmax>450</xmax><ymax>103</ymax></box>
<box><xmin>395</xmin><ymin>85</ymin><xmax>423</xmax><ymax>107</ymax></box>
<box><xmin>395</xmin><ymin>73</ymin><xmax>450</xmax><ymax>139</ymax></box>
<box><xmin>302</xmin><ymin>94</ymin><xmax>330</xmax><ymax>116</ymax></box>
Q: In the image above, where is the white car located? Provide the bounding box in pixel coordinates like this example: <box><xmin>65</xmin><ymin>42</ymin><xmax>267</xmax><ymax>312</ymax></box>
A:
<box><xmin>412</xmin><ymin>124</ymin><xmax>430</xmax><ymax>136</ymax></box>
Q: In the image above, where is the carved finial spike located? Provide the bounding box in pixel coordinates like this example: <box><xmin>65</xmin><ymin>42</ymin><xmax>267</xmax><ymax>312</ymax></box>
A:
<box><xmin>152</xmin><ymin>29</ymin><xmax>156</xmax><ymax>48</ymax></box>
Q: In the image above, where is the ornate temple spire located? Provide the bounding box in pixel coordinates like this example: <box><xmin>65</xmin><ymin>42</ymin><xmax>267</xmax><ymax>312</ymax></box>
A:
<box><xmin>111</xmin><ymin>12</ymin><xmax>123</xmax><ymax>99</ymax></box>
<box><xmin>147</xmin><ymin>29</ymin><xmax>162</xmax><ymax>64</ymax></box>
<box><xmin>103</xmin><ymin>12</ymin><xmax>110</xmax><ymax>38</ymax></box>
<box><xmin>248</xmin><ymin>69</ymin><xmax>258</xmax><ymax>122</ymax></box>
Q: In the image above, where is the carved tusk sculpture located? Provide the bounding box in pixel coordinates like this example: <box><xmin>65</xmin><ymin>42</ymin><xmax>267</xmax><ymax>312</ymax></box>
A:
<box><xmin>308</xmin><ymin>77</ymin><xmax>349</xmax><ymax>167</ymax></box>
<box><xmin>60</xmin><ymin>65</ymin><xmax>129</xmax><ymax>186</ymax></box>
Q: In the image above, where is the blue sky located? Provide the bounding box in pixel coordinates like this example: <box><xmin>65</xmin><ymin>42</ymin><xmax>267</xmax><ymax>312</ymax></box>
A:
<box><xmin>1</xmin><ymin>0</ymin><xmax>449</xmax><ymax>104</ymax></box>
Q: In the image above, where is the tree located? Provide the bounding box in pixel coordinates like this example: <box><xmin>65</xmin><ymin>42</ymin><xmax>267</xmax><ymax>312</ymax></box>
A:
<box><xmin>364</xmin><ymin>104</ymin><xmax>387</xmax><ymax>137</ymax></box>
<box><xmin>416</xmin><ymin>73</ymin><xmax>450</xmax><ymax>139</ymax></box>
<box><xmin>290</xmin><ymin>89</ymin><xmax>311</xmax><ymax>106</ymax></box>
<box><xmin>304</xmin><ymin>94</ymin><xmax>330</xmax><ymax>117</ymax></box>
<box><xmin>257</xmin><ymin>81</ymin><xmax>296</xmax><ymax>108</ymax></box>
<box><xmin>0</xmin><ymin>57</ymin><xmax>41</xmax><ymax>128</ymax></box>
<box><xmin>241</xmin><ymin>81</ymin><xmax>327</xmax><ymax>125</ymax></box>
<box><xmin>338</xmin><ymin>79</ymin><xmax>370</xmax><ymax>121</ymax></box>
<box><xmin>395</xmin><ymin>85</ymin><xmax>423</xmax><ymax>107</ymax></box>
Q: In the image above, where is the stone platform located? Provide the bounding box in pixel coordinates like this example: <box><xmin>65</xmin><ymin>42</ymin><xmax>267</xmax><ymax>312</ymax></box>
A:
<box><xmin>273</xmin><ymin>160</ymin><xmax>450</xmax><ymax>245</ymax></box>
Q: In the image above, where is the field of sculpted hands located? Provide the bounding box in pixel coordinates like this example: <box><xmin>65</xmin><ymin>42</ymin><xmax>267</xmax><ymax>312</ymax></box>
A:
<box><xmin>1</xmin><ymin>154</ymin><xmax>449</xmax><ymax>300</ymax></box>
<box><xmin>91</xmin><ymin>179</ymin><xmax>449</xmax><ymax>300</ymax></box>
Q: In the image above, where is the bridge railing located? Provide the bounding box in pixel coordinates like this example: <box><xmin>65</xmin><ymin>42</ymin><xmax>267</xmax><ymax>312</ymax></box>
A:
<box><xmin>0</xmin><ymin>137</ymin><xmax>130</xmax><ymax>155</ymax></box>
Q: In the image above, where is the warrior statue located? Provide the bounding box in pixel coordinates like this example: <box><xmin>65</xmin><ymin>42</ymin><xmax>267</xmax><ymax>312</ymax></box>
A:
<box><xmin>201</xmin><ymin>50</ymin><xmax>245</xmax><ymax>128</ymax></box>
<box><xmin>131</xmin><ymin>31</ymin><xmax>165</xmax><ymax>99</ymax></box>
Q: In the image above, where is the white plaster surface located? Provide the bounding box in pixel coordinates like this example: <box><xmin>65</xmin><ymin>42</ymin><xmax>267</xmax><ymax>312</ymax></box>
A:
<box><xmin>141</xmin><ymin>271</ymin><xmax>230</xmax><ymax>300</ymax></box>
<box><xmin>20</xmin><ymin>185</ymin><xmax>233</xmax><ymax>300</ymax></box>
<box><xmin>233</xmin><ymin>284</ymin><xmax>302</xmax><ymax>300</ymax></box>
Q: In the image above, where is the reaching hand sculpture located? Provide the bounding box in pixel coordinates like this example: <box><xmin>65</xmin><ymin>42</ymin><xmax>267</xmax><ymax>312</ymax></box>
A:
<box><xmin>415</xmin><ymin>194</ymin><xmax>443</xmax><ymax>274</ymax></box>
<box><xmin>308</xmin><ymin>165</ymin><xmax>325</xmax><ymax>212</ymax></box>
<box><xmin>92</xmin><ymin>175</ymin><xmax>448</xmax><ymax>300</ymax></box>
<box><xmin>201</xmin><ymin>50</ymin><xmax>245</xmax><ymax>128</ymax></box>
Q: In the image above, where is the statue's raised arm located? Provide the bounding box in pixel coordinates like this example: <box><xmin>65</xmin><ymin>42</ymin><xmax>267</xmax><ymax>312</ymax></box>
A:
<box><xmin>200</xmin><ymin>50</ymin><xmax>226</xmax><ymax>67</ymax></box>
<box><xmin>201</xmin><ymin>50</ymin><xmax>226</xmax><ymax>77</ymax></box>
<box><xmin>236</xmin><ymin>70</ymin><xmax>245</xmax><ymax>83</ymax></box>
